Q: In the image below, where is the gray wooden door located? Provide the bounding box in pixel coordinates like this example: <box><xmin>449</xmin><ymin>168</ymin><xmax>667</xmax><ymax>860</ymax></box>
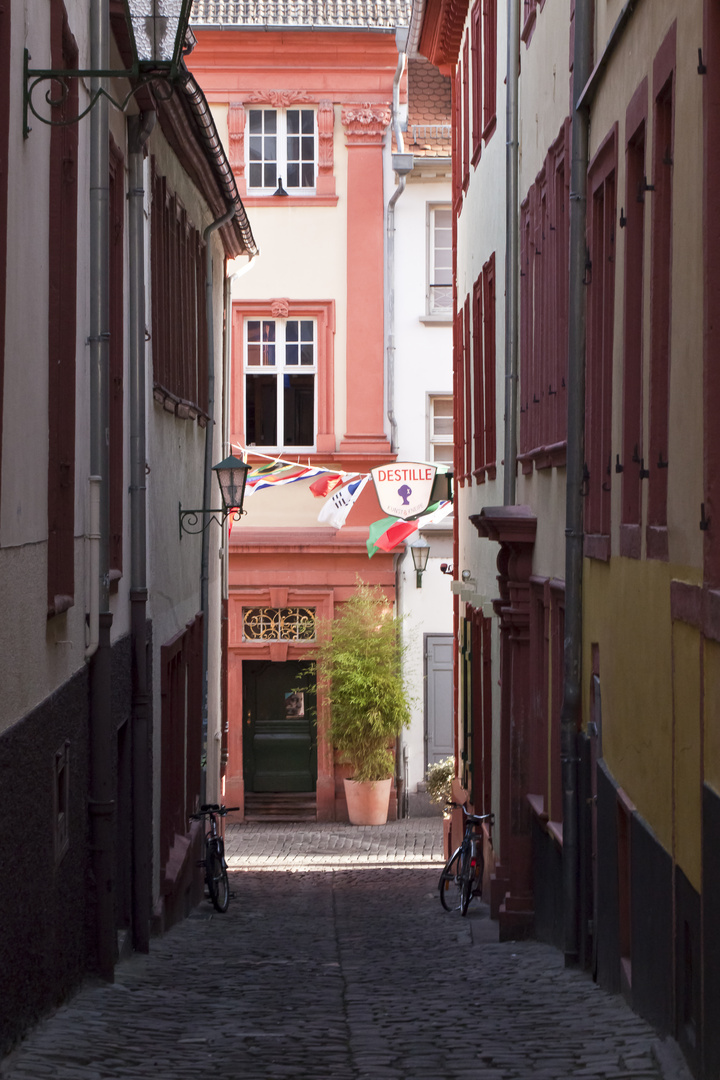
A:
<box><xmin>425</xmin><ymin>634</ymin><xmax>454</xmax><ymax>767</ymax></box>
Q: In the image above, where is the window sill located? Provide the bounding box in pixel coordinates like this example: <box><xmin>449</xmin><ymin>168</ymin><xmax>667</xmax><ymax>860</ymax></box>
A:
<box><xmin>483</xmin><ymin>116</ymin><xmax>497</xmax><ymax>145</ymax></box>
<box><xmin>584</xmin><ymin>533</ymin><xmax>610</xmax><ymax>562</ymax></box>
<box><xmin>619</xmin><ymin>523</ymin><xmax>641</xmax><ymax>559</ymax></box>
<box><xmin>517</xmin><ymin>441</ymin><xmax>567</xmax><ymax>473</ymax></box>
<box><xmin>241</xmin><ymin>195</ymin><xmax>339</xmax><ymax>208</ymax></box>
<box><xmin>420</xmin><ymin>314</ymin><xmax>452</xmax><ymax>326</ymax></box>
<box><xmin>646</xmin><ymin>525</ymin><xmax>669</xmax><ymax>561</ymax></box>
<box><xmin>153</xmin><ymin>385</ymin><xmax>209</xmax><ymax>427</ymax></box>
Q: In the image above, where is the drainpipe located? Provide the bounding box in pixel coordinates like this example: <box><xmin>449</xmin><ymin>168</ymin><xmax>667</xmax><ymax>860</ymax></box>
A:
<box><xmin>561</xmin><ymin>0</ymin><xmax>593</xmax><ymax>968</ymax></box>
<box><xmin>503</xmin><ymin>0</ymin><xmax>520</xmax><ymax>507</ymax></box>
<box><xmin>386</xmin><ymin>27</ymin><xmax>410</xmax><ymax>453</ymax></box>
<box><xmin>200</xmin><ymin>206</ymin><xmax>236</xmax><ymax>804</ymax></box>
<box><xmin>127</xmin><ymin>109</ymin><xmax>156</xmax><ymax>954</ymax></box>
<box><xmin>85</xmin><ymin>475</ymin><xmax>101</xmax><ymax>659</ymax></box>
<box><xmin>88</xmin><ymin>0</ymin><xmax>115</xmax><ymax>981</ymax></box>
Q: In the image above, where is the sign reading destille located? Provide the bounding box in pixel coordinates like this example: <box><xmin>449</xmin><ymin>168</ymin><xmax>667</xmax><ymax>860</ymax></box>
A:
<box><xmin>371</xmin><ymin>462</ymin><xmax>437</xmax><ymax>520</ymax></box>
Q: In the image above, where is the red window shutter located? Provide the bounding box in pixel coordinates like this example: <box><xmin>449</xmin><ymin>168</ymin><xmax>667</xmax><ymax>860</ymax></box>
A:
<box><xmin>454</xmin><ymin>306</ymin><xmax>465</xmax><ymax>486</ymax></box>
<box><xmin>585</xmin><ymin>128</ymin><xmax>618</xmax><ymax>559</ymax></box>
<box><xmin>462</xmin><ymin>37</ymin><xmax>470</xmax><ymax>192</ymax></box>
<box><xmin>621</xmin><ymin>90</ymin><xmax>647</xmax><ymax>558</ymax></box>
<box><xmin>483</xmin><ymin>254</ymin><xmax>497</xmax><ymax>473</ymax></box>
<box><xmin>472</xmin><ymin>275</ymin><xmax>484</xmax><ymax>475</ymax></box>
<box><xmin>109</xmin><ymin>140</ymin><xmax>124</xmax><ymax>582</ymax></box>
<box><xmin>519</xmin><ymin>200</ymin><xmax>532</xmax><ymax>456</ymax></box>
<box><xmin>471</xmin><ymin>2</ymin><xmax>482</xmax><ymax>165</ymax></box>
<box><xmin>0</xmin><ymin>1</ymin><xmax>9</xmax><ymax>519</ymax></box>
<box><xmin>47</xmin><ymin>5</ymin><xmax>78</xmax><ymax>617</ymax></box>
<box><xmin>452</xmin><ymin>67</ymin><xmax>462</xmax><ymax>213</ymax></box>
<box><xmin>464</xmin><ymin>295</ymin><xmax>472</xmax><ymax>479</ymax></box>
<box><xmin>483</xmin><ymin>0</ymin><xmax>497</xmax><ymax>142</ymax></box>
<box><xmin>647</xmin><ymin>30</ymin><xmax>675</xmax><ymax>561</ymax></box>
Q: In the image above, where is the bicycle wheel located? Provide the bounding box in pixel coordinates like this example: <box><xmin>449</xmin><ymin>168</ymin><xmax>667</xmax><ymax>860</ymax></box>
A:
<box><xmin>438</xmin><ymin>849</ymin><xmax>462</xmax><ymax>911</ymax></box>
<box><xmin>459</xmin><ymin>846</ymin><xmax>473</xmax><ymax>916</ymax></box>
<box><xmin>206</xmin><ymin>846</ymin><xmax>230</xmax><ymax>913</ymax></box>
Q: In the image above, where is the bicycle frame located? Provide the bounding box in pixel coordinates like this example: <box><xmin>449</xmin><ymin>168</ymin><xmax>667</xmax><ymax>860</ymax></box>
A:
<box><xmin>438</xmin><ymin>803</ymin><xmax>494</xmax><ymax>915</ymax></box>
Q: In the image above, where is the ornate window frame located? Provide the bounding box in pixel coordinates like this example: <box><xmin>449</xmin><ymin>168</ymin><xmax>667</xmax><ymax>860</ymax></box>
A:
<box><xmin>228</xmin><ymin>94</ymin><xmax>337</xmax><ymax>205</ymax></box>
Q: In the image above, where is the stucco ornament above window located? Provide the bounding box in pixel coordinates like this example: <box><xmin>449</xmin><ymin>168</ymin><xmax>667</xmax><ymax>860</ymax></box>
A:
<box><xmin>341</xmin><ymin>104</ymin><xmax>392</xmax><ymax>139</ymax></box>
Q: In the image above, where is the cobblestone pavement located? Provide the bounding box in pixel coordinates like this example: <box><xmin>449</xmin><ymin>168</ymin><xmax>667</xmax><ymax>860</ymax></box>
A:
<box><xmin>1</xmin><ymin>820</ymin><xmax>691</xmax><ymax>1080</ymax></box>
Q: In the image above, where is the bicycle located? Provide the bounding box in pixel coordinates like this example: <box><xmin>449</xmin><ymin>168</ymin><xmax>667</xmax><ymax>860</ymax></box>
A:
<box><xmin>438</xmin><ymin>803</ymin><xmax>494</xmax><ymax>916</ymax></box>
<box><xmin>190</xmin><ymin>803</ymin><xmax>239</xmax><ymax>913</ymax></box>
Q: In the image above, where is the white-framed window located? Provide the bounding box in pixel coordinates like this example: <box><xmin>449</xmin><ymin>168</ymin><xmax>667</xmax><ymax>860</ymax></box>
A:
<box><xmin>248</xmin><ymin>108</ymin><xmax>317</xmax><ymax>193</ymax></box>
<box><xmin>427</xmin><ymin>204</ymin><xmax>453</xmax><ymax>315</ymax></box>
<box><xmin>428</xmin><ymin>394</ymin><xmax>453</xmax><ymax>464</ymax></box>
<box><xmin>245</xmin><ymin>317</ymin><xmax>317</xmax><ymax>449</ymax></box>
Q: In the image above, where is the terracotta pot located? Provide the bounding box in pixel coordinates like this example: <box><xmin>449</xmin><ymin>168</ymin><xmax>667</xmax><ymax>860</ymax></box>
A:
<box><xmin>343</xmin><ymin>777</ymin><xmax>392</xmax><ymax>825</ymax></box>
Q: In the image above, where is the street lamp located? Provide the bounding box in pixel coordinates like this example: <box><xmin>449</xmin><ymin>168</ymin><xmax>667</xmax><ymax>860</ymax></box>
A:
<box><xmin>409</xmin><ymin>537</ymin><xmax>431</xmax><ymax>588</ymax></box>
<box><xmin>179</xmin><ymin>455</ymin><xmax>251</xmax><ymax>538</ymax></box>
<box><xmin>24</xmin><ymin>0</ymin><xmax>195</xmax><ymax>136</ymax></box>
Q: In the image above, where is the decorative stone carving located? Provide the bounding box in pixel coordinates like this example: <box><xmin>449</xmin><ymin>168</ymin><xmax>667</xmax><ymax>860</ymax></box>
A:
<box><xmin>246</xmin><ymin>90</ymin><xmax>311</xmax><ymax>107</ymax></box>
<box><xmin>227</xmin><ymin>101</ymin><xmax>246</xmax><ymax>192</ymax></box>
<box><xmin>341</xmin><ymin>103</ymin><xmax>392</xmax><ymax>140</ymax></box>
<box><xmin>270</xmin><ymin>298</ymin><xmax>290</xmax><ymax>317</ymax></box>
<box><xmin>317</xmin><ymin>101</ymin><xmax>334</xmax><ymax>169</ymax></box>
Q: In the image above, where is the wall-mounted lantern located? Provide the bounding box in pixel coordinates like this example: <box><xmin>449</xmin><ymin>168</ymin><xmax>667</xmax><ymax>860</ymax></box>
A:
<box><xmin>179</xmin><ymin>455</ymin><xmax>251</xmax><ymax>538</ymax></box>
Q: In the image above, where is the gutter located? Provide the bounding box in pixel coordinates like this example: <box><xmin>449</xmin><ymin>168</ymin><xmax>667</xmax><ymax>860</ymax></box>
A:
<box><xmin>386</xmin><ymin>27</ymin><xmax>411</xmax><ymax>453</ymax></box>
<box><xmin>179</xmin><ymin>65</ymin><xmax>258</xmax><ymax>258</ymax></box>
<box><xmin>127</xmin><ymin>109</ymin><xmax>157</xmax><ymax>955</ymax></box>
<box><xmin>200</xmin><ymin>204</ymin><xmax>237</xmax><ymax>804</ymax></box>
<box><xmin>88</xmin><ymin>0</ymin><xmax>115</xmax><ymax>982</ymax></box>
<box><xmin>561</xmin><ymin>0</ymin><xmax>594</xmax><ymax>968</ymax></box>
<box><xmin>503</xmin><ymin>0</ymin><xmax>520</xmax><ymax>507</ymax></box>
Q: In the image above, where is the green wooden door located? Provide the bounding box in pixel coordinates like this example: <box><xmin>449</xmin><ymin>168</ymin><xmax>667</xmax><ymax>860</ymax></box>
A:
<box><xmin>242</xmin><ymin>660</ymin><xmax>317</xmax><ymax>792</ymax></box>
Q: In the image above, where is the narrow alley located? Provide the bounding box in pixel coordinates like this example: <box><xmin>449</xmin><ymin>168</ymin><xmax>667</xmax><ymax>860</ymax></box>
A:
<box><xmin>0</xmin><ymin>821</ymin><xmax>690</xmax><ymax>1080</ymax></box>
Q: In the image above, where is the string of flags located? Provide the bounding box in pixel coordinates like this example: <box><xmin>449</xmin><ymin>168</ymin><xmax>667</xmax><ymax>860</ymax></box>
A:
<box><xmin>231</xmin><ymin>446</ymin><xmax>452</xmax><ymax>556</ymax></box>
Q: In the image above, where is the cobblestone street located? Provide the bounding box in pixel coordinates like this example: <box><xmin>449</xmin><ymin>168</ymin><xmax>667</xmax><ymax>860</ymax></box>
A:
<box><xmin>0</xmin><ymin>821</ymin><xmax>691</xmax><ymax>1080</ymax></box>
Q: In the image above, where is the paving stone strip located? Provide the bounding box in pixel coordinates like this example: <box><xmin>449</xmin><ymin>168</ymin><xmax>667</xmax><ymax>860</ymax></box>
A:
<box><xmin>1</xmin><ymin>821</ymin><xmax>688</xmax><ymax>1080</ymax></box>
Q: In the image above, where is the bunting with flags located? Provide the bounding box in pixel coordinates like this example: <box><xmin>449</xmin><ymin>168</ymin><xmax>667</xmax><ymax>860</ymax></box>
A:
<box><xmin>317</xmin><ymin>475</ymin><xmax>370</xmax><ymax>529</ymax></box>
<box><xmin>366</xmin><ymin>500</ymin><xmax>453</xmax><ymax>557</ymax></box>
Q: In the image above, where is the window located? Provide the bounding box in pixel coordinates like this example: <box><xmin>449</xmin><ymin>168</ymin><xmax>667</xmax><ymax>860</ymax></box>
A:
<box><xmin>245</xmin><ymin>316</ymin><xmax>317</xmax><ymax>449</ymax></box>
<box><xmin>248</xmin><ymin>108</ymin><xmax>316</xmax><ymax>193</ymax></box>
<box><xmin>242</xmin><ymin>607</ymin><xmax>316</xmax><ymax>641</ymax></box>
<box><xmin>518</xmin><ymin>123</ymin><xmax>569</xmax><ymax>470</ymax></box>
<box><xmin>151</xmin><ymin>165</ymin><xmax>208</xmax><ymax>418</ymax></box>
<box><xmin>429</xmin><ymin>396</ymin><xmax>453</xmax><ymax>464</ymax></box>
<box><xmin>428</xmin><ymin>204</ymin><xmax>452</xmax><ymax>315</ymax></box>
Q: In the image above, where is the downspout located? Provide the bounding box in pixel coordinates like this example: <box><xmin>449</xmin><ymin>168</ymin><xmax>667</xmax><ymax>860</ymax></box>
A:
<box><xmin>200</xmin><ymin>205</ymin><xmax>236</xmax><ymax>804</ymax></box>
<box><xmin>561</xmin><ymin>0</ymin><xmax>593</xmax><ymax>968</ymax></box>
<box><xmin>218</xmin><ymin>258</ymin><xmax>255</xmax><ymax>778</ymax></box>
<box><xmin>127</xmin><ymin>109</ymin><xmax>156</xmax><ymax>954</ymax></box>
<box><xmin>388</xmin><ymin>29</ymin><xmax>410</xmax><ymax>808</ymax></box>
<box><xmin>503</xmin><ymin>0</ymin><xmax>520</xmax><ymax>506</ymax></box>
<box><xmin>386</xmin><ymin>27</ymin><xmax>410</xmax><ymax>453</ymax></box>
<box><xmin>88</xmin><ymin>0</ymin><xmax>115</xmax><ymax>981</ymax></box>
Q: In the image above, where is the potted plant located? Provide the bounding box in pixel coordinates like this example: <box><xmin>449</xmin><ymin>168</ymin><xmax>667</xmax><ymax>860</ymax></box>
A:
<box><xmin>313</xmin><ymin>582</ymin><xmax>411</xmax><ymax>825</ymax></box>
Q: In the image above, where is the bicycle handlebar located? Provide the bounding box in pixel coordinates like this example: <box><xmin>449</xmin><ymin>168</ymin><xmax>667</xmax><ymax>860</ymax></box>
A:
<box><xmin>190</xmin><ymin>804</ymin><xmax>240</xmax><ymax>819</ymax></box>
<box><xmin>446</xmin><ymin>802</ymin><xmax>494</xmax><ymax>826</ymax></box>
